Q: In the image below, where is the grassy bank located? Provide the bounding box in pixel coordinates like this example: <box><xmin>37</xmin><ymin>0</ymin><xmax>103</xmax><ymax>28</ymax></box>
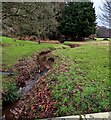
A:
<box><xmin>20</xmin><ymin>42</ymin><xmax>110</xmax><ymax>118</ymax></box>
<box><xmin>1</xmin><ymin>36</ymin><xmax>68</xmax><ymax>106</ymax></box>
<box><xmin>1</xmin><ymin>36</ymin><xmax>110</xmax><ymax>118</ymax></box>
<box><xmin>52</xmin><ymin>44</ymin><xmax>110</xmax><ymax>115</ymax></box>
<box><xmin>1</xmin><ymin>36</ymin><xmax>68</xmax><ymax>69</ymax></box>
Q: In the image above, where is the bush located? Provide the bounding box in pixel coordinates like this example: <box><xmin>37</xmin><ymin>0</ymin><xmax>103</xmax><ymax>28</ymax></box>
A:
<box><xmin>2</xmin><ymin>78</ymin><xmax>20</xmax><ymax>106</ymax></box>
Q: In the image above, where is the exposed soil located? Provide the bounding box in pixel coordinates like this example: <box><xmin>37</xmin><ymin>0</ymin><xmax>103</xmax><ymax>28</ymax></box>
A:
<box><xmin>9</xmin><ymin>61</ymin><xmax>70</xmax><ymax>119</ymax></box>
<box><xmin>2</xmin><ymin>41</ymin><xmax>109</xmax><ymax>119</ymax></box>
<box><xmin>40</xmin><ymin>40</ymin><xmax>60</xmax><ymax>44</ymax></box>
<box><xmin>39</xmin><ymin>50</ymin><xmax>51</xmax><ymax>56</ymax></box>
<box><xmin>40</xmin><ymin>40</ymin><xmax>109</xmax><ymax>45</ymax></box>
<box><xmin>66</xmin><ymin>44</ymin><xmax>80</xmax><ymax>48</ymax></box>
<box><xmin>65</xmin><ymin>41</ymin><xmax>109</xmax><ymax>48</ymax></box>
<box><xmin>13</xmin><ymin>50</ymin><xmax>54</xmax><ymax>88</ymax></box>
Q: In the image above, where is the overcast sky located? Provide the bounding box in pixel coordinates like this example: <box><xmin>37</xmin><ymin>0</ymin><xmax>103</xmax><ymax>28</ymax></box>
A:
<box><xmin>92</xmin><ymin>0</ymin><xmax>109</xmax><ymax>28</ymax></box>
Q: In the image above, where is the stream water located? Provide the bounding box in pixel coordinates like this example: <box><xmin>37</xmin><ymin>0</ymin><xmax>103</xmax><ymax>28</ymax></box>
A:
<box><xmin>18</xmin><ymin>67</ymin><xmax>49</xmax><ymax>95</ymax></box>
<box><xmin>0</xmin><ymin>71</ymin><xmax>14</xmax><ymax>75</ymax></box>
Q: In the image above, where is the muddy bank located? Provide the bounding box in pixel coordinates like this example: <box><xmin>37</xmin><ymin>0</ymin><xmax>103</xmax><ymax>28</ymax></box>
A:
<box><xmin>14</xmin><ymin>50</ymin><xmax>53</xmax><ymax>88</ymax></box>
<box><xmin>65</xmin><ymin>44</ymin><xmax>80</xmax><ymax>48</ymax></box>
<box><xmin>2</xmin><ymin>50</ymin><xmax>55</xmax><ymax>120</ymax></box>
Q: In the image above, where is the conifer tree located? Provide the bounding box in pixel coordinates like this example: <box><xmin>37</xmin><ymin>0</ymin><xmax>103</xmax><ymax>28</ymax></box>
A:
<box><xmin>59</xmin><ymin>2</ymin><xmax>96</xmax><ymax>40</ymax></box>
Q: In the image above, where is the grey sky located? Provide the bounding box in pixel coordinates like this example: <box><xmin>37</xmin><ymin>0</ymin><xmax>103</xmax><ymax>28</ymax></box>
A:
<box><xmin>92</xmin><ymin>0</ymin><xmax>103</xmax><ymax>26</ymax></box>
<box><xmin>92</xmin><ymin>0</ymin><xmax>109</xmax><ymax>28</ymax></box>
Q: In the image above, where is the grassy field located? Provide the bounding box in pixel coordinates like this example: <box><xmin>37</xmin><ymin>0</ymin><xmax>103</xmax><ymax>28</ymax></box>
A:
<box><xmin>1</xmin><ymin>36</ymin><xmax>68</xmax><ymax>69</ymax></box>
<box><xmin>20</xmin><ymin>41</ymin><xmax>110</xmax><ymax>118</ymax></box>
<box><xmin>1</xmin><ymin>36</ymin><xmax>110</xmax><ymax>118</ymax></box>
<box><xmin>51</xmin><ymin>44</ymin><xmax>110</xmax><ymax>115</ymax></box>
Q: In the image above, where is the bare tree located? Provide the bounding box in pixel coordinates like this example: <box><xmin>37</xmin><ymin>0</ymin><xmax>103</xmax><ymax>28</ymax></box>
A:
<box><xmin>99</xmin><ymin>1</ymin><xmax>111</xmax><ymax>28</ymax></box>
<box><xmin>2</xmin><ymin>2</ymin><xmax>65</xmax><ymax>43</ymax></box>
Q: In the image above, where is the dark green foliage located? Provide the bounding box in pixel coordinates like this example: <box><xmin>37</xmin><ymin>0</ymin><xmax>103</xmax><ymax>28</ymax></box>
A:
<box><xmin>59</xmin><ymin>2</ymin><xmax>96</xmax><ymax>40</ymax></box>
<box><xmin>2</xmin><ymin>77</ymin><xmax>20</xmax><ymax>106</ymax></box>
<box><xmin>2</xmin><ymin>2</ymin><xmax>96</xmax><ymax>41</ymax></box>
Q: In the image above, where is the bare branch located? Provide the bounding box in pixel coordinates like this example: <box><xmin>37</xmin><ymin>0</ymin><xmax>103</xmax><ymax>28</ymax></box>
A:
<box><xmin>99</xmin><ymin>1</ymin><xmax>111</xmax><ymax>27</ymax></box>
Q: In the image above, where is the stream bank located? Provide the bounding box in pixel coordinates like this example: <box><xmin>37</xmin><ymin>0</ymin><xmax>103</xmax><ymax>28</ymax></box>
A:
<box><xmin>2</xmin><ymin>49</ymin><xmax>55</xmax><ymax>120</ymax></box>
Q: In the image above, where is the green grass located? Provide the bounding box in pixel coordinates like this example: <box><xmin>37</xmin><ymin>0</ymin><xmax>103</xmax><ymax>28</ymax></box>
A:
<box><xmin>64</xmin><ymin>38</ymin><xmax>110</xmax><ymax>45</ymax></box>
<box><xmin>1</xmin><ymin>36</ymin><xmax>68</xmax><ymax>69</ymax></box>
<box><xmin>1</xmin><ymin>36</ymin><xmax>69</xmax><ymax>105</ymax></box>
<box><xmin>21</xmin><ymin>43</ymin><xmax>110</xmax><ymax>118</ymax></box>
<box><xmin>2</xmin><ymin>75</ymin><xmax>20</xmax><ymax>106</ymax></box>
<box><xmin>54</xmin><ymin>44</ymin><xmax>109</xmax><ymax>83</ymax></box>
<box><xmin>49</xmin><ymin>44</ymin><xmax>110</xmax><ymax>116</ymax></box>
<box><xmin>1</xmin><ymin>36</ymin><xmax>110</xmax><ymax>118</ymax></box>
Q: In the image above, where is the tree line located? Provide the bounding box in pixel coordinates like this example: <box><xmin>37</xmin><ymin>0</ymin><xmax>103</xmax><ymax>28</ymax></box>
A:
<box><xmin>2</xmin><ymin>2</ymin><xmax>96</xmax><ymax>42</ymax></box>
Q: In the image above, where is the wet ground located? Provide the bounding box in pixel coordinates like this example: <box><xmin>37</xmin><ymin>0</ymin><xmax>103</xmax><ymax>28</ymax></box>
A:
<box><xmin>18</xmin><ymin>67</ymin><xmax>49</xmax><ymax>95</ymax></box>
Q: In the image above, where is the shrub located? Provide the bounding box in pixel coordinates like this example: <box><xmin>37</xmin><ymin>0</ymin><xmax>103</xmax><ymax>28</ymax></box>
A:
<box><xmin>2</xmin><ymin>78</ymin><xmax>20</xmax><ymax>106</ymax></box>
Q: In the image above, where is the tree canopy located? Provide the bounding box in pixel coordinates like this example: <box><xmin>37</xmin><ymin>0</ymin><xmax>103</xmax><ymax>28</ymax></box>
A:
<box><xmin>2</xmin><ymin>2</ymin><xmax>96</xmax><ymax>41</ymax></box>
<box><xmin>58</xmin><ymin>2</ymin><xmax>96</xmax><ymax>40</ymax></box>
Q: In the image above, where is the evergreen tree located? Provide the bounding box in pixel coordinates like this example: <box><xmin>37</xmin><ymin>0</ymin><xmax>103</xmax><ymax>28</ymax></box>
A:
<box><xmin>59</xmin><ymin>2</ymin><xmax>96</xmax><ymax>40</ymax></box>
